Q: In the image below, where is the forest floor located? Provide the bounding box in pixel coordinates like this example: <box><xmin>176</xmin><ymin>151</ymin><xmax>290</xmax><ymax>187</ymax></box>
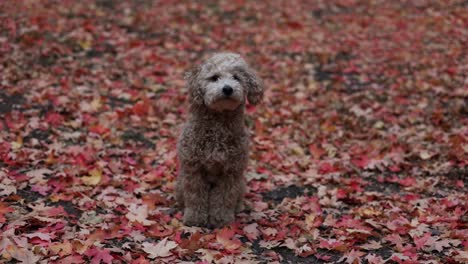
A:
<box><xmin>0</xmin><ymin>0</ymin><xmax>467</xmax><ymax>263</ymax></box>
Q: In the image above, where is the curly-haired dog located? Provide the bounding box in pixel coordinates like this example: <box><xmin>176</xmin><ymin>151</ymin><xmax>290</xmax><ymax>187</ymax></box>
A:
<box><xmin>176</xmin><ymin>53</ymin><xmax>264</xmax><ymax>227</ymax></box>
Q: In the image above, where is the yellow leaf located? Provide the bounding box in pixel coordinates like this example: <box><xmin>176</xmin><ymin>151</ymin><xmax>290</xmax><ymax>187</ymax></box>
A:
<box><xmin>305</xmin><ymin>213</ymin><xmax>317</xmax><ymax>230</ymax></box>
<box><xmin>11</xmin><ymin>137</ymin><xmax>23</xmax><ymax>150</ymax></box>
<box><xmin>82</xmin><ymin>168</ymin><xmax>102</xmax><ymax>186</ymax></box>
<box><xmin>291</xmin><ymin>146</ymin><xmax>304</xmax><ymax>156</ymax></box>
<box><xmin>373</xmin><ymin>120</ymin><xmax>385</xmax><ymax>129</ymax></box>
<box><xmin>78</xmin><ymin>39</ymin><xmax>92</xmax><ymax>50</ymax></box>
<box><xmin>49</xmin><ymin>194</ymin><xmax>60</xmax><ymax>202</ymax></box>
<box><xmin>357</xmin><ymin>207</ymin><xmax>382</xmax><ymax>218</ymax></box>
<box><xmin>49</xmin><ymin>242</ymin><xmax>72</xmax><ymax>257</ymax></box>
<box><xmin>90</xmin><ymin>98</ymin><xmax>102</xmax><ymax>111</ymax></box>
<box><xmin>72</xmin><ymin>240</ymin><xmax>88</xmax><ymax>254</ymax></box>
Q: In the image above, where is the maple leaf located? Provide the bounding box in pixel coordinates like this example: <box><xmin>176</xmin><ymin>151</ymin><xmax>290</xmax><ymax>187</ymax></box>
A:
<box><xmin>132</xmin><ymin>100</ymin><xmax>152</xmax><ymax>116</ymax></box>
<box><xmin>88</xmin><ymin>125</ymin><xmax>110</xmax><ymax>135</ymax></box>
<box><xmin>418</xmin><ymin>150</ymin><xmax>434</xmax><ymax>160</ymax></box>
<box><xmin>258</xmin><ymin>240</ymin><xmax>282</xmax><ymax>249</ymax></box>
<box><xmin>365</xmin><ymin>254</ymin><xmax>385</xmax><ymax>264</ymax></box>
<box><xmin>318</xmin><ymin>162</ymin><xmax>340</xmax><ymax>174</ymax></box>
<box><xmin>384</xmin><ymin>234</ymin><xmax>403</xmax><ymax>250</ymax></box>
<box><xmin>308</xmin><ymin>144</ymin><xmax>325</xmax><ymax>160</ymax></box>
<box><xmin>5</xmin><ymin>244</ymin><xmax>42</xmax><ymax>264</ymax></box>
<box><xmin>81</xmin><ymin>168</ymin><xmax>102</xmax><ymax>186</ymax></box>
<box><xmin>245</xmin><ymin>172</ymin><xmax>268</xmax><ymax>181</ymax></box>
<box><xmin>84</xmin><ymin>247</ymin><xmax>113</xmax><ymax>264</ymax></box>
<box><xmin>356</xmin><ymin>207</ymin><xmax>382</xmax><ymax>218</ymax></box>
<box><xmin>281</xmin><ymin>238</ymin><xmax>298</xmax><ymax>251</ymax></box>
<box><xmin>178</xmin><ymin>232</ymin><xmax>202</xmax><ymax>253</ymax></box>
<box><xmin>351</xmin><ymin>155</ymin><xmax>370</xmax><ymax>169</ymax></box>
<box><xmin>125</xmin><ymin>204</ymin><xmax>155</xmax><ymax>226</ymax></box>
<box><xmin>24</xmin><ymin>232</ymin><xmax>51</xmax><ymax>242</ymax></box>
<box><xmin>453</xmin><ymin>250</ymin><xmax>468</xmax><ymax>263</ymax></box>
<box><xmin>297</xmin><ymin>243</ymin><xmax>315</xmax><ymax>257</ymax></box>
<box><xmin>252</xmin><ymin>201</ymin><xmax>268</xmax><ymax>211</ymax></box>
<box><xmin>261</xmin><ymin>227</ymin><xmax>278</xmax><ymax>237</ymax></box>
<box><xmin>359</xmin><ymin>240</ymin><xmax>382</xmax><ymax>250</ymax></box>
<box><xmin>315</xmin><ymin>253</ymin><xmax>332</xmax><ymax>261</ymax></box>
<box><xmin>142</xmin><ymin>238</ymin><xmax>177</xmax><ymax>259</ymax></box>
<box><xmin>422</xmin><ymin>236</ymin><xmax>460</xmax><ymax>252</ymax></box>
<box><xmin>413</xmin><ymin>232</ymin><xmax>431</xmax><ymax>249</ymax></box>
<box><xmin>398</xmin><ymin>177</ymin><xmax>416</xmax><ymax>187</ymax></box>
<box><xmin>196</xmin><ymin>248</ymin><xmax>218</xmax><ymax>263</ymax></box>
<box><xmin>242</xmin><ymin>223</ymin><xmax>260</xmax><ymax>241</ymax></box>
<box><xmin>49</xmin><ymin>241</ymin><xmax>73</xmax><ymax>257</ymax></box>
<box><xmin>390</xmin><ymin>253</ymin><xmax>410</xmax><ymax>262</ymax></box>
<box><xmin>44</xmin><ymin>112</ymin><xmax>64</xmax><ymax>127</ymax></box>
<box><xmin>55</xmin><ymin>254</ymin><xmax>85</xmax><ymax>264</ymax></box>
<box><xmin>0</xmin><ymin>202</ymin><xmax>14</xmax><ymax>223</ymax></box>
<box><xmin>317</xmin><ymin>239</ymin><xmax>347</xmax><ymax>251</ymax></box>
<box><xmin>131</xmin><ymin>255</ymin><xmax>151</xmax><ymax>264</ymax></box>
<box><xmin>216</xmin><ymin>227</ymin><xmax>242</xmax><ymax>252</ymax></box>
<box><xmin>141</xmin><ymin>167</ymin><xmax>166</xmax><ymax>182</ymax></box>
<box><xmin>338</xmin><ymin>249</ymin><xmax>365</xmax><ymax>264</ymax></box>
<box><xmin>25</xmin><ymin>168</ymin><xmax>52</xmax><ymax>183</ymax></box>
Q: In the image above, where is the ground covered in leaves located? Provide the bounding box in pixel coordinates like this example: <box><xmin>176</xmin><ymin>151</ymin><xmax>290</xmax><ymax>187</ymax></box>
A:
<box><xmin>0</xmin><ymin>0</ymin><xmax>467</xmax><ymax>263</ymax></box>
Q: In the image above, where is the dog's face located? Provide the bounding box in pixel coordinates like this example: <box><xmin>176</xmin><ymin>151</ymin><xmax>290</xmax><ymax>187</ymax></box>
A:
<box><xmin>202</xmin><ymin>63</ymin><xmax>245</xmax><ymax>111</ymax></box>
<box><xmin>186</xmin><ymin>53</ymin><xmax>264</xmax><ymax>111</ymax></box>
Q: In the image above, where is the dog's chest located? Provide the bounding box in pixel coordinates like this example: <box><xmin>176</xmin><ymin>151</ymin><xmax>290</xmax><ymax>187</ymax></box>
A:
<box><xmin>191</xmin><ymin>124</ymin><xmax>243</xmax><ymax>159</ymax></box>
<box><xmin>198</xmin><ymin>129</ymin><xmax>240</xmax><ymax>161</ymax></box>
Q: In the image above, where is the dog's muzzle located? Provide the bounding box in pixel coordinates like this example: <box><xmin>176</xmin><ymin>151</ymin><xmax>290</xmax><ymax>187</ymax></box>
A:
<box><xmin>222</xmin><ymin>85</ymin><xmax>234</xmax><ymax>97</ymax></box>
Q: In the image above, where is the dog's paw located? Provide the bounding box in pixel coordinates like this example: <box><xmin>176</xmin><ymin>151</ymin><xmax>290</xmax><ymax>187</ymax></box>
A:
<box><xmin>209</xmin><ymin>211</ymin><xmax>235</xmax><ymax>228</ymax></box>
<box><xmin>183</xmin><ymin>208</ymin><xmax>208</xmax><ymax>227</ymax></box>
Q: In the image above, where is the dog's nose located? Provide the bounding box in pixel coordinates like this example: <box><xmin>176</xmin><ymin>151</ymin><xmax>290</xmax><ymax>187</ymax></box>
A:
<box><xmin>222</xmin><ymin>85</ymin><xmax>233</xmax><ymax>96</ymax></box>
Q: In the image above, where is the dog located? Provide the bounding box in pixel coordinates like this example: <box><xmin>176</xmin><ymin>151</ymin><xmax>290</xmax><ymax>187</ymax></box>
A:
<box><xmin>175</xmin><ymin>52</ymin><xmax>264</xmax><ymax>227</ymax></box>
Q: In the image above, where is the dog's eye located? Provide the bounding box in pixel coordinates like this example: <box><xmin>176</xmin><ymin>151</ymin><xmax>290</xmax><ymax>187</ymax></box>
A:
<box><xmin>208</xmin><ymin>75</ymin><xmax>220</xmax><ymax>82</ymax></box>
<box><xmin>233</xmin><ymin>74</ymin><xmax>240</xmax><ymax>81</ymax></box>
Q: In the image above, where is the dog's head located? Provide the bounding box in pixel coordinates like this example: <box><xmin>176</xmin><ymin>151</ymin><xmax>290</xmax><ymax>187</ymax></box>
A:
<box><xmin>185</xmin><ymin>52</ymin><xmax>264</xmax><ymax>111</ymax></box>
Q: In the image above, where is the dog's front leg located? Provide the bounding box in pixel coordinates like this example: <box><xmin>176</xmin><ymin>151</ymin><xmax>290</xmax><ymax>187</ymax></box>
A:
<box><xmin>182</xmin><ymin>171</ymin><xmax>210</xmax><ymax>227</ymax></box>
<box><xmin>208</xmin><ymin>178</ymin><xmax>242</xmax><ymax>228</ymax></box>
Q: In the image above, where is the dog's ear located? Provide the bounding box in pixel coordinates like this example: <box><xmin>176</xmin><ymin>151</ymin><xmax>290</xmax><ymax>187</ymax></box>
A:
<box><xmin>185</xmin><ymin>65</ymin><xmax>203</xmax><ymax>106</ymax></box>
<box><xmin>236</xmin><ymin>66</ymin><xmax>264</xmax><ymax>105</ymax></box>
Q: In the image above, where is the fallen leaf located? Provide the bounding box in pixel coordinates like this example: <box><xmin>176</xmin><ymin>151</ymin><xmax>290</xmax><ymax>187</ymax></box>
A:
<box><xmin>216</xmin><ymin>227</ymin><xmax>242</xmax><ymax>251</ymax></box>
<box><xmin>125</xmin><ymin>204</ymin><xmax>155</xmax><ymax>226</ymax></box>
<box><xmin>84</xmin><ymin>247</ymin><xmax>113</xmax><ymax>264</ymax></box>
<box><xmin>0</xmin><ymin>202</ymin><xmax>14</xmax><ymax>223</ymax></box>
<box><xmin>142</xmin><ymin>238</ymin><xmax>177</xmax><ymax>258</ymax></box>
<box><xmin>242</xmin><ymin>223</ymin><xmax>260</xmax><ymax>241</ymax></box>
<box><xmin>81</xmin><ymin>168</ymin><xmax>102</xmax><ymax>186</ymax></box>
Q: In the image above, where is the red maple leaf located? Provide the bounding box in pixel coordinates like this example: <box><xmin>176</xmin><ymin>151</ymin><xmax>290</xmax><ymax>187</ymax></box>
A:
<box><xmin>318</xmin><ymin>162</ymin><xmax>340</xmax><ymax>174</ymax></box>
<box><xmin>351</xmin><ymin>155</ymin><xmax>370</xmax><ymax>168</ymax></box>
<box><xmin>309</xmin><ymin>144</ymin><xmax>325</xmax><ymax>160</ymax></box>
<box><xmin>84</xmin><ymin>247</ymin><xmax>114</xmax><ymax>264</ymax></box>
<box><xmin>88</xmin><ymin>125</ymin><xmax>110</xmax><ymax>135</ymax></box>
<box><xmin>413</xmin><ymin>232</ymin><xmax>431</xmax><ymax>249</ymax></box>
<box><xmin>338</xmin><ymin>249</ymin><xmax>365</xmax><ymax>264</ymax></box>
<box><xmin>131</xmin><ymin>256</ymin><xmax>150</xmax><ymax>264</ymax></box>
<box><xmin>45</xmin><ymin>112</ymin><xmax>64</xmax><ymax>127</ymax></box>
<box><xmin>216</xmin><ymin>227</ymin><xmax>242</xmax><ymax>252</ymax></box>
<box><xmin>132</xmin><ymin>100</ymin><xmax>153</xmax><ymax>116</ymax></box>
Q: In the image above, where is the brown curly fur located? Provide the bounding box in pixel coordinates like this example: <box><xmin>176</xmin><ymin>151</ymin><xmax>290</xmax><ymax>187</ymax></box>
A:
<box><xmin>175</xmin><ymin>53</ymin><xmax>264</xmax><ymax>228</ymax></box>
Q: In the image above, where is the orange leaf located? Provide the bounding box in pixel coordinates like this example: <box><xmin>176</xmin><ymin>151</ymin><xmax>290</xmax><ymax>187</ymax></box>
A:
<box><xmin>89</xmin><ymin>125</ymin><xmax>110</xmax><ymax>135</ymax></box>
<box><xmin>0</xmin><ymin>202</ymin><xmax>14</xmax><ymax>223</ymax></box>
<box><xmin>216</xmin><ymin>228</ymin><xmax>242</xmax><ymax>251</ymax></box>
